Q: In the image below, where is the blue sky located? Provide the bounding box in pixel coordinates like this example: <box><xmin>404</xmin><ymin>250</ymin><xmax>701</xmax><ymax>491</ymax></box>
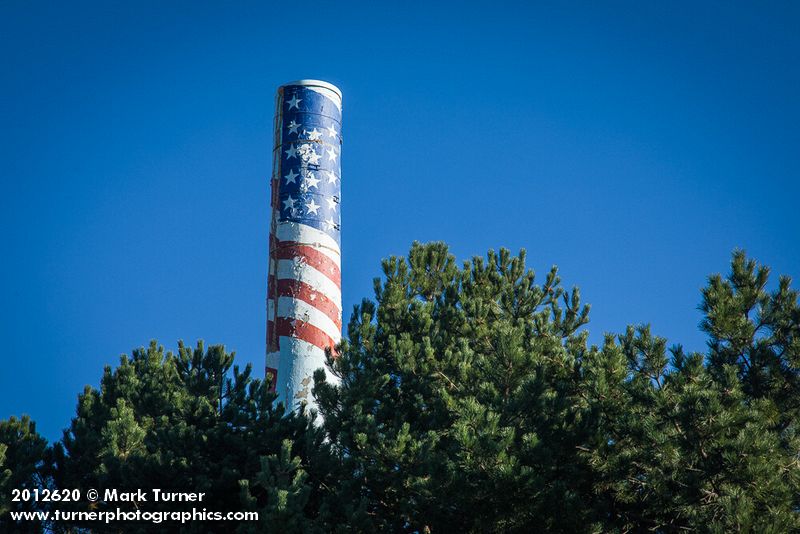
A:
<box><xmin>2</xmin><ymin>1</ymin><xmax>798</xmax><ymax>443</ymax></box>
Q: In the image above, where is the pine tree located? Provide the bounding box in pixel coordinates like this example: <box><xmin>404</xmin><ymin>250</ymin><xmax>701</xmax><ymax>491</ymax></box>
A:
<box><xmin>51</xmin><ymin>340</ymin><xmax>335</xmax><ymax>533</ymax></box>
<box><xmin>315</xmin><ymin>243</ymin><xmax>800</xmax><ymax>532</ymax></box>
<box><xmin>239</xmin><ymin>439</ymin><xmax>317</xmax><ymax>533</ymax></box>
<box><xmin>587</xmin><ymin>325</ymin><xmax>798</xmax><ymax>532</ymax></box>
<box><xmin>0</xmin><ymin>415</ymin><xmax>49</xmax><ymax>533</ymax></box>
<box><xmin>314</xmin><ymin>242</ymin><xmax>596</xmax><ymax>532</ymax></box>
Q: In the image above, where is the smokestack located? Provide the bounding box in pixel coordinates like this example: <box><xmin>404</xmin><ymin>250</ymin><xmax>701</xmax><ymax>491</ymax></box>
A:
<box><xmin>266</xmin><ymin>80</ymin><xmax>342</xmax><ymax>414</ymax></box>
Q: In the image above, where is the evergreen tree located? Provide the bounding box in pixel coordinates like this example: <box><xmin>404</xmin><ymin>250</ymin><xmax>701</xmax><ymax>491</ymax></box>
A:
<box><xmin>589</xmin><ymin>327</ymin><xmax>798</xmax><ymax>532</ymax></box>
<box><xmin>315</xmin><ymin>243</ymin><xmax>800</xmax><ymax>532</ymax></box>
<box><xmin>0</xmin><ymin>415</ymin><xmax>49</xmax><ymax>533</ymax></box>
<box><xmin>315</xmin><ymin>243</ymin><xmax>596</xmax><ymax>532</ymax></box>
<box><xmin>702</xmin><ymin>251</ymin><xmax>800</xmax><ymax>440</ymax></box>
<box><xmin>239</xmin><ymin>439</ymin><xmax>317</xmax><ymax>533</ymax></box>
<box><xmin>51</xmin><ymin>340</ymin><xmax>336</xmax><ymax>533</ymax></box>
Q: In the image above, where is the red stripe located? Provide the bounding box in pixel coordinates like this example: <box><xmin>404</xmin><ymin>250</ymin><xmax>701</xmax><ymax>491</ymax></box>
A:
<box><xmin>270</xmin><ymin>279</ymin><xmax>341</xmax><ymax>329</ymax></box>
<box><xmin>266</xmin><ymin>265</ymin><xmax>278</xmax><ymax>351</ymax></box>
<box><xmin>272</xmin><ymin>242</ymin><xmax>341</xmax><ymax>289</ymax></box>
<box><xmin>267</xmin><ymin>233</ymin><xmax>342</xmax><ymax>356</ymax></box>
<box><xmin>267</xmin><ymin>318</ymin><xmax>338</xmax><ymax>353</ymax></box>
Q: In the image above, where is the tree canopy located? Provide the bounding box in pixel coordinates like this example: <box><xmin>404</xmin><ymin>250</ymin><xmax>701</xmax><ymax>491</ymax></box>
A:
<box><xmin>49</xmin><ymin>341</ymin><xmax>336</xmax><ymax>533</ymax></box>
<box><xmin>1</xmin><ymin>243</ymin><xmax>798</xmax><ymax>532</ymax></box>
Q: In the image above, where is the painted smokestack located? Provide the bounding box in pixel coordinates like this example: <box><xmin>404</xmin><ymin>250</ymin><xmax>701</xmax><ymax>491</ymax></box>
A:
<box><xmin>266</xmin><ymin>80</ymin><xmax>342</xmax><ymax>413</ymax></box>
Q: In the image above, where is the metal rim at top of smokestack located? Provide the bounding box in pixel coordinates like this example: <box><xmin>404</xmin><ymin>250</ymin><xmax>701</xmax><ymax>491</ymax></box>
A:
<box><xmin>281</xmin><ymin>79</ymin><xmax>343</xmax><ymax>99</ymax></box>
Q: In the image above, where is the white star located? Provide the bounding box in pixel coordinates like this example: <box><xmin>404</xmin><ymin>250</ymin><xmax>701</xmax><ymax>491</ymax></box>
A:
<box><xmin>326</xmin><ymin>147</ymin><xmax>338</xmax><ymax>162</ymax></box>
<box><xmin>309</xmin><ymin>292</ymin><xmax>317</xmax><ymax>301</ymax></box>
<box><xmin>287</xmin><ymin>120</ymin><xmax>301</xmax><ymax>134</ymax></box>
<box><xmin>284</xmin><ymin>169</ymin><xmax>299</xmax><ymax>184</ymax></box>
<box><xmin>325</xmin><ymin>170</ymin><xmax>338</xmax><ymax>184</ymax></box>
<box><xmin>324</xmin><ymin>216</ymin><xmax>338</xmax><ymax>231</ymax></box>
<box><xmin>326</xmin><ymin>197</ymin><xmax>337</xmax><ymax>210</ymax></box>
<box><xmin>305</xmin><ymin>199</ymin><xmax>320</xmax><ymax>214</ymax></box>
<box><xmin>282</xmin><ymin>196</ymin><xmax>296</xmax><ymax>211</ymax></box>
<box><xmin>304</xmin><ymin>173</ymin><xmax>320</xmax><ymax>189</ymax></box>
<box><xmin>297</xmin><ymin>144</ymin><xmax>320</xmax><ymax>165</ymax></box>
<box><xmin>306</xmin><ymin>149</ymin><xmax>321</xmax><ymax>165</ymax></box>
<box><xmin>285</xmin><ymin>144</ymin><xmax>297</xmax><ymax>159</ymax></box>
<box><xmin>326</xmin><ymin>124</ymin><xmax>338</xmax><ymax>139</ymax></box>
<box><xmin>286</xmin><ymin>95</ymin><xmax>301</xmax><ymax>110</ymax></box>
<box><xmin>305</xmin><ymin>128</ymin><xmax>322</xmax><ymax>141</ymax></box>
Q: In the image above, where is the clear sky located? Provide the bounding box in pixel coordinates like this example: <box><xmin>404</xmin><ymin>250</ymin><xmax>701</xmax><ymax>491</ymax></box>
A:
<box><xmin>2</xmin><ymin>1</ymin><xmax>798</xmax><ymax>443</ymax></box>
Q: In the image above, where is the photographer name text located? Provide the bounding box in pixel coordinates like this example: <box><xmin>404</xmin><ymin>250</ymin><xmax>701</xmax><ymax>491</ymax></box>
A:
<box><xmin>103</xmin><ymin>489</ymin><xmax>205</xmax><ymax>502</ymax></box>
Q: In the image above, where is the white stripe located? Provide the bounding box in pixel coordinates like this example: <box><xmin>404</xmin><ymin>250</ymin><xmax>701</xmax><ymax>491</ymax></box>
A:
<box><xmin>276</xmin><ymin>221</ymin><xmax>340</xmax><ymax>261</ymax></box>
<box><xmin>266</xmin><ymin>335</ymin><xmax>340</xmax><ymax>413</ymax></box>
<box><xmin>276</xmin><ymin>259</ymin><xmax>341</xmax><ymax>309</ymax></box>
<box><xmin>276</xmin><ymin>297</ymin><xmax>341</xmax><ymax>344</ymax></box>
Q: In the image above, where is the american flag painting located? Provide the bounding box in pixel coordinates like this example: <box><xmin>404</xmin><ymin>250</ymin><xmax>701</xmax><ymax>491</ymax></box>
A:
<box><xmin>266</xmin><ymin>80</ymin><xmax>342</xmax><ymax>413</ymax></box>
